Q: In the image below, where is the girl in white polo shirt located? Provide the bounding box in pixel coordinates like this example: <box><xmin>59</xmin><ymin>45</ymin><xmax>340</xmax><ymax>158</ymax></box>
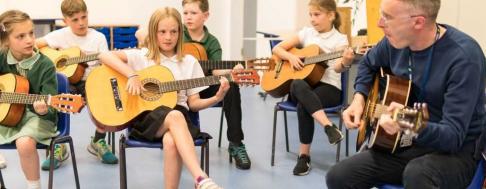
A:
<box><xmin>99</xmin><ymin>7</ymin><xmax>226</xmax><ymax>189</ymax></box>
<box><xmin>272</xmin><ymin>0</ymin><xmax>355</xmax><ymax>176</ymax></box>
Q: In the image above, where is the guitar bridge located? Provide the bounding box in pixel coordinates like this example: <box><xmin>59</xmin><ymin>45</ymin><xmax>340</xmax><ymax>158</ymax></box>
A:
<box><xmin>110</xmin><ymin>78</ymin><xmax>123</xmax><ymax>111</ymax></box>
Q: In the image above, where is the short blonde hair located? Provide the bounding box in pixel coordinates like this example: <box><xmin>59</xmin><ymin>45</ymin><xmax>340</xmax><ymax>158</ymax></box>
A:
<box><xmin>399</xmin><ymin>0</ymin><xmax>441</xmax><ymax>21</ymax></box>
<box><xmin>0</xmin><ymin>10</ymin><xmax>32</xmax><ymax>52</ymax></box>
<box><xmin>182</xmin><ymin>0</ymin><xmax>209</xmax><ymax>12</ymax></box>
<box><xmin>61</xmin><ymin>0</ymin><xmax>87</xmax><ymax>17</ymax></box>
<box><xmin>145</xmin><ymin>7</ymin><xmax>184</xmax><ymax>64</ymax></box>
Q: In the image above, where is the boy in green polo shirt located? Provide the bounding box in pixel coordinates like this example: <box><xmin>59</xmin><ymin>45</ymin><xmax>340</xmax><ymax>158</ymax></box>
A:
<box><xmin>182</xmin><ymin>0</ymin><xmax>251</xmax><ymax>170</ymax></box>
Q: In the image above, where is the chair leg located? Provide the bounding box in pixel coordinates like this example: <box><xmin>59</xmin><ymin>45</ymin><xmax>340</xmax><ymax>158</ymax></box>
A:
<box><xmin>48</xmin><ymin>140</ymin><xmax>56</xmax><ymax>189</ymax></box>
<box><xmin>336</xmin><ymin>113</ymin><xmax>343</xmax><ymax>162</ymax></box>
<box><xmin>205</xmin><ymin>140</ymin><xmax>210</xmax><ymax>176</ymax></box>
<box><xmin>283</xmin><ymin>111</ymin><xmax>289</xmax><ymax>152</ymax></box>
<box><xmin>66</xmin><ymin>138</ymin><xmax>80</xmax><ymax>189</ymax></box>
<box><xmin>119</xmin><ymin>135</ymin><xmax>127</xmax><ymax>189</ymax></box>
<box><xmin>200</xmin><ymin>143</ymin><xmax>204</xmax><ymax>170</ymax></box>
<box><xmin>0</xmin><ymin>168</ymin><xmax>6</xmax><ymax>189</ymax></box>
<box><xmin>218</xmin><ymin>107</ymin><xmax>224</xmax><ymax>148</ymax></box>
<box><xmin>48</xmin><ymin>136</ymin><xmax>80</xmax><ymax>189</ymax></box>
<box><xmin>111</xmin><ymin>132</ymin><xmax>116</xmax><ymax>154</ymax></box>
<box><xmin>271</xmin><ymin>107</ymin><xmax>278</xmax><ymax>166</ymax></box>
<box><xmin>345</xmin><ymin>127</ymin><xmax>349</xmax><ymax>157</ymax></box>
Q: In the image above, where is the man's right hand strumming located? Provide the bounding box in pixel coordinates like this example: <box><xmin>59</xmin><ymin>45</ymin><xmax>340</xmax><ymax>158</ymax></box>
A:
<box><xmin>342</xmin><ymin>93</ymin><xmax>366</xmax><ymax>129</ymax></box>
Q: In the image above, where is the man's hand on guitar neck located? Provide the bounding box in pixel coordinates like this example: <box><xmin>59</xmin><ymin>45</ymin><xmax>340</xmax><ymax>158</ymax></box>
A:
<box><xmin>343</xmin><ymin>93</ymin><xmax>366</xmax><ymax>129</ymax></box>
<box><xmin>378</xmin><ymin>102</ymin><xmax>429</xmax><ymax>136</ymax></box>
<box><xmin>378</xmin><ymin>102</ymin><xmax>404</xmax><ymax>135</ymax></box>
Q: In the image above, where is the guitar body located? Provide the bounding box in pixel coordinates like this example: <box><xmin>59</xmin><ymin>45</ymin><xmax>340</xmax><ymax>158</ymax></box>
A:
<box><xmin>261</xmin><ymin>44</ymin><xmax>326</xmax><ymax>98</ymax></box>
<box><xmin>85</xmin><ymin>65</ymin><xmax>178</xmax><ymax>131</ymax></box>
<box><xmin>40</xmin><ymin>47</ymin><xmax>86</xmax><ymax>84</ymax></box>
<box><xmin>356</xmin><ymin>75</ymin><xmax>380</xmax><ymax>151</ymax></box>
<box><xmin>357</xmin><ymin>73</ymin><xmax>412</xmax><ymax>153</ymax></box>
<box><xmin>0</xmin><ymin>74</ymin><xmax>28</xmax><ymax>127</ymax></box>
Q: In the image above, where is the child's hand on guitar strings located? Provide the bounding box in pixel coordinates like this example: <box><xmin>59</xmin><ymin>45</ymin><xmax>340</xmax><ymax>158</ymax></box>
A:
<box><xmin>126</xmin><ymin>75</ymin><xmax>146</xmax><ymax>95</ymax></box>
<box><xmin>288</xmin><ymin>54</ymin><xmax>305</xmax><ymax>71</ymax></box>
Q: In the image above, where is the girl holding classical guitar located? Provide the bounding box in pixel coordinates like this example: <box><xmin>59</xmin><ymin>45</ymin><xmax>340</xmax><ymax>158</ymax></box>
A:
<box><xmin>271</xmin><ymin>0</ymin><xmax>354</xmax><ymax>176</ymax></box>
<box><xmin>0</xmin><ymin>10</ymin><xmax>59</xmax><ymax>189</ymax></box>
<box><xmin>98</xmin><ymin>7</ymin><xmax>226</xmax><ymax>189</ymax></box>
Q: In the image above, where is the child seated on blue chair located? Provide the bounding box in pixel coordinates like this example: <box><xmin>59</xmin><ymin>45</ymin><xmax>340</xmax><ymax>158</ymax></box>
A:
<box><xmin>98</xmin><ymin>7</ymin><xmax>226</xmax><ymax>189</ymax></box>
<box><xmin>271</xmin><ymin>0</ymin><xmax>355</xmax><ymax>176</ymax></box>
<box><xmin>0</xmin><ymin>10</ymin><xmax>59</xmax><ymax>189</ymax></box>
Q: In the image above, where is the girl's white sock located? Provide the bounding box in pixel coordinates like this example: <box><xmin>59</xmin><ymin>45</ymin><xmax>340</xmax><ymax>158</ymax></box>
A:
<box><xmin>26</xmin><ymin>179</ymin><xmax>41</xmax><ymax>189</ymax></box>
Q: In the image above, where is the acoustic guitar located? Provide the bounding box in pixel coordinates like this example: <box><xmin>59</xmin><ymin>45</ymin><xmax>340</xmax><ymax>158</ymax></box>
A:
<box><xmin>85</xmin><ymin>65</ymin><xmax>259</xmax><ymax>131</ymax></box>
<box><xmin>40</xmin><ymin>47</ymin><xmax>99</xmax><ymax>84</ymax></box>
<box><xmin>0</xmin><ymin>73</ymin><xmax>85</xmax><ymax>127</ymax></box>
<box><xmin>182</xmin><ymin>42</ymin><xmax>271</xmax><ymax>73</ymax></box>
<box><xmin>356</xmin><ymin>70</ymin><xmax>428</xmax><ymax>153</ymax></box>
<box><xmin>261</xmin><ymin>44</ymin><xmax>370</xmax><ymax>98</ymax></box>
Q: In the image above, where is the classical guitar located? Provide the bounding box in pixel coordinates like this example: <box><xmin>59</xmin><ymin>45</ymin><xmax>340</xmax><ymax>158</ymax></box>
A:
<box><xmin>85</xmin><ymin>65</ymin><xmax>259</xmax><ymax>131</ymax></box>
<box><xmin>356</xmin><ymin>71</ymin><xmax>428</xmax><ymax>153</ymax></box>
<box><xmin>182</xmin><ymin>42</ymin><xmax>272</xmax><ymax>73</ymax></box>
<box><xmin>40</xmin><ymin>47</ymin><xmax>99</xmax><ymax>84</ymax></box>
<box><xmin>261</xmin><ymin>44</ymin><xmax>371</xmax><ymax>98</ymax></box>
<box><xmin>0</xmin><ymin>73</ymin><xmax>85</xmax><ymax>127</ymax></box>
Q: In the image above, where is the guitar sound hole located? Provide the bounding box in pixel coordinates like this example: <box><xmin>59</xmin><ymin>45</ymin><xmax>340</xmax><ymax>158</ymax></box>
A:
<box><xmin>141</xmin><ymin>81</ymin><xmax>161</xmax><ymax>101</ymax></box>
<box><xmin>57</xmin><ymin>58</ymin><xmax>67</xmax><ymax>68</ymax></box>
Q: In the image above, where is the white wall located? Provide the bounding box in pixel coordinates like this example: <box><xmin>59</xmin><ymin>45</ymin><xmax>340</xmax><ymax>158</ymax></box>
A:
<box><xmin>3</xmin><ymin>0</ymin><xmax>484</xmax><ymax>59</ymax></box>
<box><xmin>1</xmin><ymin>0</ymin><xmax>244</xmax><ymax>59</ymax></box>
<box><xmin>438</xmin><ymin>0</ymin><xmax>486</xmax><ymax>54</ymax></box>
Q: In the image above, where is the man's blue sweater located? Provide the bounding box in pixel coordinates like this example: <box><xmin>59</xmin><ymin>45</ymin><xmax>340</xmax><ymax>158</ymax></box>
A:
<box><xmin>355</xmin><ymin>24</ymin><xmax>486</xmax><ymax>153</ymax></box>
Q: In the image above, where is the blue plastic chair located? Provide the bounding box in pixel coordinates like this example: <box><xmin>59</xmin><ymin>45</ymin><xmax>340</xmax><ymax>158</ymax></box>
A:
<box><xmin>270</xmin><ymin>71</ymin><xmax>350</xmax><ymax>166</ymax></box>
<box><xmin>256</xmin><ymin>31</ymin><xmax>282</xmax><ymax>101</ymax></box>
<box><xmin>378</xmin><ymin>158</ymin><xmax>484</xmax><ymax>189</ymax></box>
<box><xmin>119</xmin><ymin>111</ymin><xmax>212</xmax><ymax>189</ymax></box>
<box><xmin>0</xmin><ymin>73</ymin><xmax>80</xmax><ymax>189</ymax></box>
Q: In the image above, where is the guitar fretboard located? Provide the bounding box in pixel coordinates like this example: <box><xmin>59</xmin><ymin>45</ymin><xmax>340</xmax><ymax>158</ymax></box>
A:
<box><xmin>157</xmin><ymin>74</ymin><xmax>232</xmax><ymax>93</ymax></box>
<box><xmin>66</xmin><ymin>53</ymin><xmax>99</xmax><ymax>66</ymax></box>
<box><xmin>303</xmin><ymin>50</ymin><xmax>344</xmax><ymax>65</ymax></box>
<box><xmin>372</xmin><ymin>104</ymin><xmax>388</xmax><ymax>119</ymax></box>
<box><xmin>0</xmin><ymin>92</ymin><xmax>49</xmax><ymax>105</ymax></box>
<box><xmin>199</xmin><ymin>60</ymin><xmax>245</xmax><ymax>70</ymax></box>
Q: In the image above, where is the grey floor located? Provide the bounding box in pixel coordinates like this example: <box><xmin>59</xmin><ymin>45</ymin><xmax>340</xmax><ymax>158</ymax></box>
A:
<box><xmin>0</xmin><ymin>87</ymin><xmax>359</xmax><ymax>189</ymax></box>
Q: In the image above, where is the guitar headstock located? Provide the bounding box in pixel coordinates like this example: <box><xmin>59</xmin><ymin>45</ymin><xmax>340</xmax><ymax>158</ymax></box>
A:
<box><xmin>394</xmin><ymin>103</ymin><xmax>429</xmax><ymax>135</ymax></box>
<box><xmin>230</xmin><ymin>69</ymin><xmax>260</xmax><ymax>86</ymax></box>
<box><xmin>50</xmin><ymin>94</ymin><xmax>85</xmax><ymax>114</ymax></box>
<box><xmin>245</xmin><ymin>58</ymin><xmax>273</xmax><ymax>71</ymax></box>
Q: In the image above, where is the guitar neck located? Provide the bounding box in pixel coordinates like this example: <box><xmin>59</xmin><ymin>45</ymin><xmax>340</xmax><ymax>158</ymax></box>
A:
<box><xmin>158</xmin><ymin>74</ymin><xmax>231</xmax><ymax>93</ymax></box>
<box><xmin>66</xmin><ymin>53</ymin><xmax>100</xmax><ymax>66</ymax></box>
<box><xmin>303</xmin><ymin>50</ymin><xmax>344</xmax><ymax>65</ymax></box>
<box><xmin>0</xmin><ymin>92</ymin><xmax>49</xmax><ymax>105</ymax></box>
<box><xmin>199</xmin><ymin>60</ymin><xmax>245</xmax><ymax>70</ymax></box>
<box><xmin>372</xmin><ymin>104</ymin><xmax>388</xmax><ymax>119</ymax></box>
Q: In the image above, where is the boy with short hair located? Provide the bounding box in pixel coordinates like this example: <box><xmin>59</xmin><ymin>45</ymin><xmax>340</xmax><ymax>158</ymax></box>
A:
<box><xmin>36</xmin><ymin>0</ymin><xmax>118</xmax><ymax>170</ymax></box>
<box><xmin>182</xmin><ymin>0</ymin><xmax>251</xmax><ymax>170</ymax></box>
